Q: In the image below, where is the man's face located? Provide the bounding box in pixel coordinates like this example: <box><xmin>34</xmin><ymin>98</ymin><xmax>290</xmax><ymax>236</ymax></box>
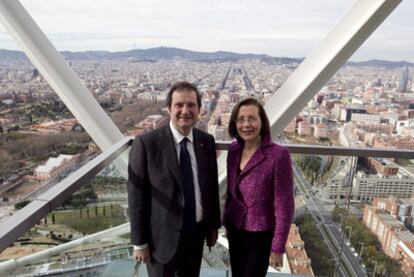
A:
<box><xmin>168</xmin><ymin>89</ymin><xmax>200</xmax><ymax>135</ymax></box>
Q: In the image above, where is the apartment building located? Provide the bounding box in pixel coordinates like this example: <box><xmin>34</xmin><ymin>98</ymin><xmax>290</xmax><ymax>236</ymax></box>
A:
<box><xmin>321</xmin><ymin>167</ymin><xmax>351</xmax><ymax>201</ymax></box>
<box><xmin>285</xmin><ymin>224</ymin><xmax>315</xmax><ymax>276</ymax></box>
<box><xmin>363</xmin><ymin>204</ymin><xmax>414</xmax><ymax>276</ymax></box>
<box><xmin>313</xmin><ymin>123</ymin><xmax>329</xmax><ymax>139</ymax></box>
<box><xmin>360</xmin><ymin>158</ymin><xmax>399</xmax><ymax>176</ymax></box>
<box><xmin>298</xmin><ymin>121</ymin><xmax>313</xmax><ymax>136</ymax></box>
<box><xmin>34</xmin><ymin>154</ymin><xmax>80</xmax><ymax>181</ymax></box>
<box><xmin>352</xmin><ymin>170</ymin><xmax>414</xmax><ymax>202</ymax></box>
<box><xmin>372</xmin><ymin>197</ymin><xmax>414</xmax><ymax>229</ymax></box>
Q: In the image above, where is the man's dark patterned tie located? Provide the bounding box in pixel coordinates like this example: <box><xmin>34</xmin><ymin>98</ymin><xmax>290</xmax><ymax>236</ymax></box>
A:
<box><xmin>179</xmin><ymin>137</ymin><xmax>196</xmax><ymax>232</ymax></box>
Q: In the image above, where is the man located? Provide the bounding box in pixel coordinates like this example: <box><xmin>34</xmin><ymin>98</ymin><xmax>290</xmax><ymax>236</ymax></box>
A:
<box><xmin>128</xmin><ymin>81</ymin><xmax>221</xmax><ymax>276</ymax></box>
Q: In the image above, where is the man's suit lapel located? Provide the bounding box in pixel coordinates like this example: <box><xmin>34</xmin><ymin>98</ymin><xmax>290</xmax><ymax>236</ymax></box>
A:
<box><xmin>160</xmin><ymin>125</ymin><xmax>182</xmax><ymax>188</ymax></box>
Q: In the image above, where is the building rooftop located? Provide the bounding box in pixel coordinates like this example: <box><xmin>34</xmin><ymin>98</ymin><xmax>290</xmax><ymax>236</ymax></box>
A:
<box><xmin>396</xmin><ymin>230</ymin><xmax>414</xmax><ymax>242</ymax></box>
<box><xmin>285</xmin><ymin>225</ymin><xmax>314</xmax><ymax>276</ymax></box>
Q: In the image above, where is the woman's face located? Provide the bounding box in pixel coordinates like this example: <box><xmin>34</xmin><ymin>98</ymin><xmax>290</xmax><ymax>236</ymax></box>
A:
<box><xmin>236</xmin><ymin>104</ymin><xmax>262</xmax><ymax>143</ymax></box>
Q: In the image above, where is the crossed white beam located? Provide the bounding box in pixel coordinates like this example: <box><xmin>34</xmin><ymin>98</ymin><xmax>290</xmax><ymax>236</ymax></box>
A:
<box><xmin>0</xmin><ymin>0</ymin><xmax>403</xmax><ymax>275</ymax></box>
<box><xmin>0</xmin><ymin>0</ymin><xmax>403</xmax><ymax>183</ymax></box>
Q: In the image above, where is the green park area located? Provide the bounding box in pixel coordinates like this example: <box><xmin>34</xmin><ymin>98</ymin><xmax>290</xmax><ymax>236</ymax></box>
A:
<box><xmin>296</xmin><ymin>213</ymin><xmax>335</xmax><ymax>276</ymax></box>
<box><xmin>332</xmin><ymin>207</ymin><xmax>404</xmax><ymax>276</ymax></box>
<box><xmin>47</xmin><ymin>204</ymin><xmax>127</xmax><ymax>235</ymax></box>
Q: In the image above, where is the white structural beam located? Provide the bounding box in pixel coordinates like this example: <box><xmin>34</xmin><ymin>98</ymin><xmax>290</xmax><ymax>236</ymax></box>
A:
<box><xmin>217</xmin><ymin>0</ymin><xmax>402</xmax><ymax>215</ymax></box>
<box><xmin>0</xmin><ymin>0</ymin><xmax>126</xmax><ymax>171</ymax></box>
<box><xmin>0</xmin><ymin>0</ymin><xmax>402</xmax><ymax>188</ymax></box>
<box><xmin>265</xmin><ymin>0</ymin><xmax>402</xmax><ymax>136</ymax></box>
<box><xmin>217</xmin><ymin>0</ymin><xmax>402</xmax><ymax>186</ymax></box>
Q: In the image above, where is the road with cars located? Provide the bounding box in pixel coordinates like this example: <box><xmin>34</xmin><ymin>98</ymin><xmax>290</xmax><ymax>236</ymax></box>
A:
<box><xmin>293</xmin><ymin>160</ymin><xmax>367</xmax><ymax>277</ymax></box>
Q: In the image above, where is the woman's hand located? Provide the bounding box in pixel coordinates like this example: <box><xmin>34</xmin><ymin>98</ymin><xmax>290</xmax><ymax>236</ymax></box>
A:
<box><xmin>269</xmin><ymin>252</ymin><xmax>283</xmax><ymax>269</ymax></box>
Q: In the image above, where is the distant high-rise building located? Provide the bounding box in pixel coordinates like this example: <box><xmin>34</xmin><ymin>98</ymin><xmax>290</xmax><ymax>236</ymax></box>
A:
<box><xmin>339</xmin><ymin>107</ymin><xmax>367</xmax><ymax>122</ymax></box>
<box><xmin>398</xmin><ymin>66</ymin><xmax>409</xmax><ymax>93</ymax></box>
<box><xmin>376</xmin><ymin>78</ymin><xmax>382</xmax><ymax>87</ymax></box>
<box><xmin>32</xmin><ymin>68</ymin><xmax>39</xmax><ymax>78</ymax></box>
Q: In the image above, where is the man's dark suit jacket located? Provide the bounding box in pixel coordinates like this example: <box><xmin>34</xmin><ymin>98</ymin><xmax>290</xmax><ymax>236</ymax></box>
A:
<box><xmin>127</xmin><ymin>123</ymin><xmax>221</xmax><ymax>264</ymax></box>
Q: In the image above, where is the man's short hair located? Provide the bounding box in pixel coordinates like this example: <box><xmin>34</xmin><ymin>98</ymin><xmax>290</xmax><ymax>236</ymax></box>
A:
<box><xmin>166</xmin><ymin>81</ymin><xmax>202</xmax><ymax>108</ymax></box>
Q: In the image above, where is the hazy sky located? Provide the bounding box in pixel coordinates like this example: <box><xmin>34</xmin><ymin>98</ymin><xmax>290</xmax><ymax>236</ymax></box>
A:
<box><xmin>0</xmin><ymin>0</ymin><xmax>413</xmax><ymax>61</ymax></box>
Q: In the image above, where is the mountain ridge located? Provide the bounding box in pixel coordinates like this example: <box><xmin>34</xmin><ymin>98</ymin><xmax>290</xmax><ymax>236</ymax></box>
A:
<box><xmin>1</xmin><ymin>47</ymin><xmax>413</xmax><ymax>68</ymax></box>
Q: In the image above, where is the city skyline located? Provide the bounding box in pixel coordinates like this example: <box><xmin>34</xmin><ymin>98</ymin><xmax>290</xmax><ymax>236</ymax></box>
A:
<box><xmin>0</xmin><ymin>0</ymin><xmax>413</xmax><ymax>62</ymax></box>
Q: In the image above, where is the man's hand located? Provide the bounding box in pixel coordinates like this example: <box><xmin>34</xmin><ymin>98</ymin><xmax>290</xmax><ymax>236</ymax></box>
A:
<box><xmin>206</xmin><ymin>229</ymin><xmax>218</xmax><ymax>247</ymax></box>
<box><xmin>134</xmin><ymin>248</ymin><xmax>151</xmax><ymax>263</ymax></box>
<box><xmin>269</xmin><ymin>252</ymin><xmax>283</xmax><ymax>269</ymax></box>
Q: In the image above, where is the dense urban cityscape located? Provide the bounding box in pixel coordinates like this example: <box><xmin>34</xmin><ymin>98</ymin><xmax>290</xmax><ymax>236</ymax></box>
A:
<box><xmin>1</xmin><ymin>47</ymin><xmax>414</xmax><ymax>276</ymax></box>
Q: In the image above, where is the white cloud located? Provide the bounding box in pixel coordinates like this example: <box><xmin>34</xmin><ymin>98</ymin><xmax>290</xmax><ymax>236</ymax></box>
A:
<box><xmin>0</xmin><ymin>0</ymin><xmax>412</xmax><ymax>61</ymax></box>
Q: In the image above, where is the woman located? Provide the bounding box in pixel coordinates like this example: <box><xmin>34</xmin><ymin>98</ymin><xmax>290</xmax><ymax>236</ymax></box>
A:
<box><xmin>223</xmin><ymin>97</ymin><xmax>294</xmax><ymax>277</ymax></box>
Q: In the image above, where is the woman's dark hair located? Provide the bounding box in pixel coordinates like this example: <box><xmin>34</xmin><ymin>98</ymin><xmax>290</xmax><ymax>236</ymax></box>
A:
<box><xmin>228</xmin><ymin>97</ymin><xmax>270</xmax><ymax>139</ymax></box>
<box><xmin>165</xmin><ymin>81</ymin><xmax>202</xmax><ymax>108</ymax></box>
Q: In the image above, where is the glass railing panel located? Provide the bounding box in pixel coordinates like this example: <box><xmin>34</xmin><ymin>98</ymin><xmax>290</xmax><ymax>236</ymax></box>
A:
<box><xmin>3</xmin><ymin>228</ymin><xmax>132</xmax><ymax>277</ymax></box>
<box><xmin>4</xmin><ymin>141</ymin><xmax>414</xmax><ymax>276</ymax></box>
<box><xmin>0</xmin><ymin>133</ymin><xmax>98</xmax><ymax>221</ymax></box>
<box><xmin>0</xmin><ymin>141</ymin><xmax>129</xmax><ymax>277</ymax></box>
<box><xmin>0</xmin><ymin>141</ymin><xmax>315</xmax><ymax>276</ymax></box>
<box><xmin>292</xmin><ymin>153</ymin><xmax>349</xmax><ymax>277</ymax></box>
<box><xmin>0</xmin><ymin>40</ymin><xmax>96</xmax><ymax>220</ymax></box>
<box><xmin>293</xmin><ymin>149</ymin><xmax>414</xmax><ymax>277</ymax></box>
<box><xmin>333</xmin><ymin>157</ymin><xmax>414</xmax><ymax>277</ymax></box>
